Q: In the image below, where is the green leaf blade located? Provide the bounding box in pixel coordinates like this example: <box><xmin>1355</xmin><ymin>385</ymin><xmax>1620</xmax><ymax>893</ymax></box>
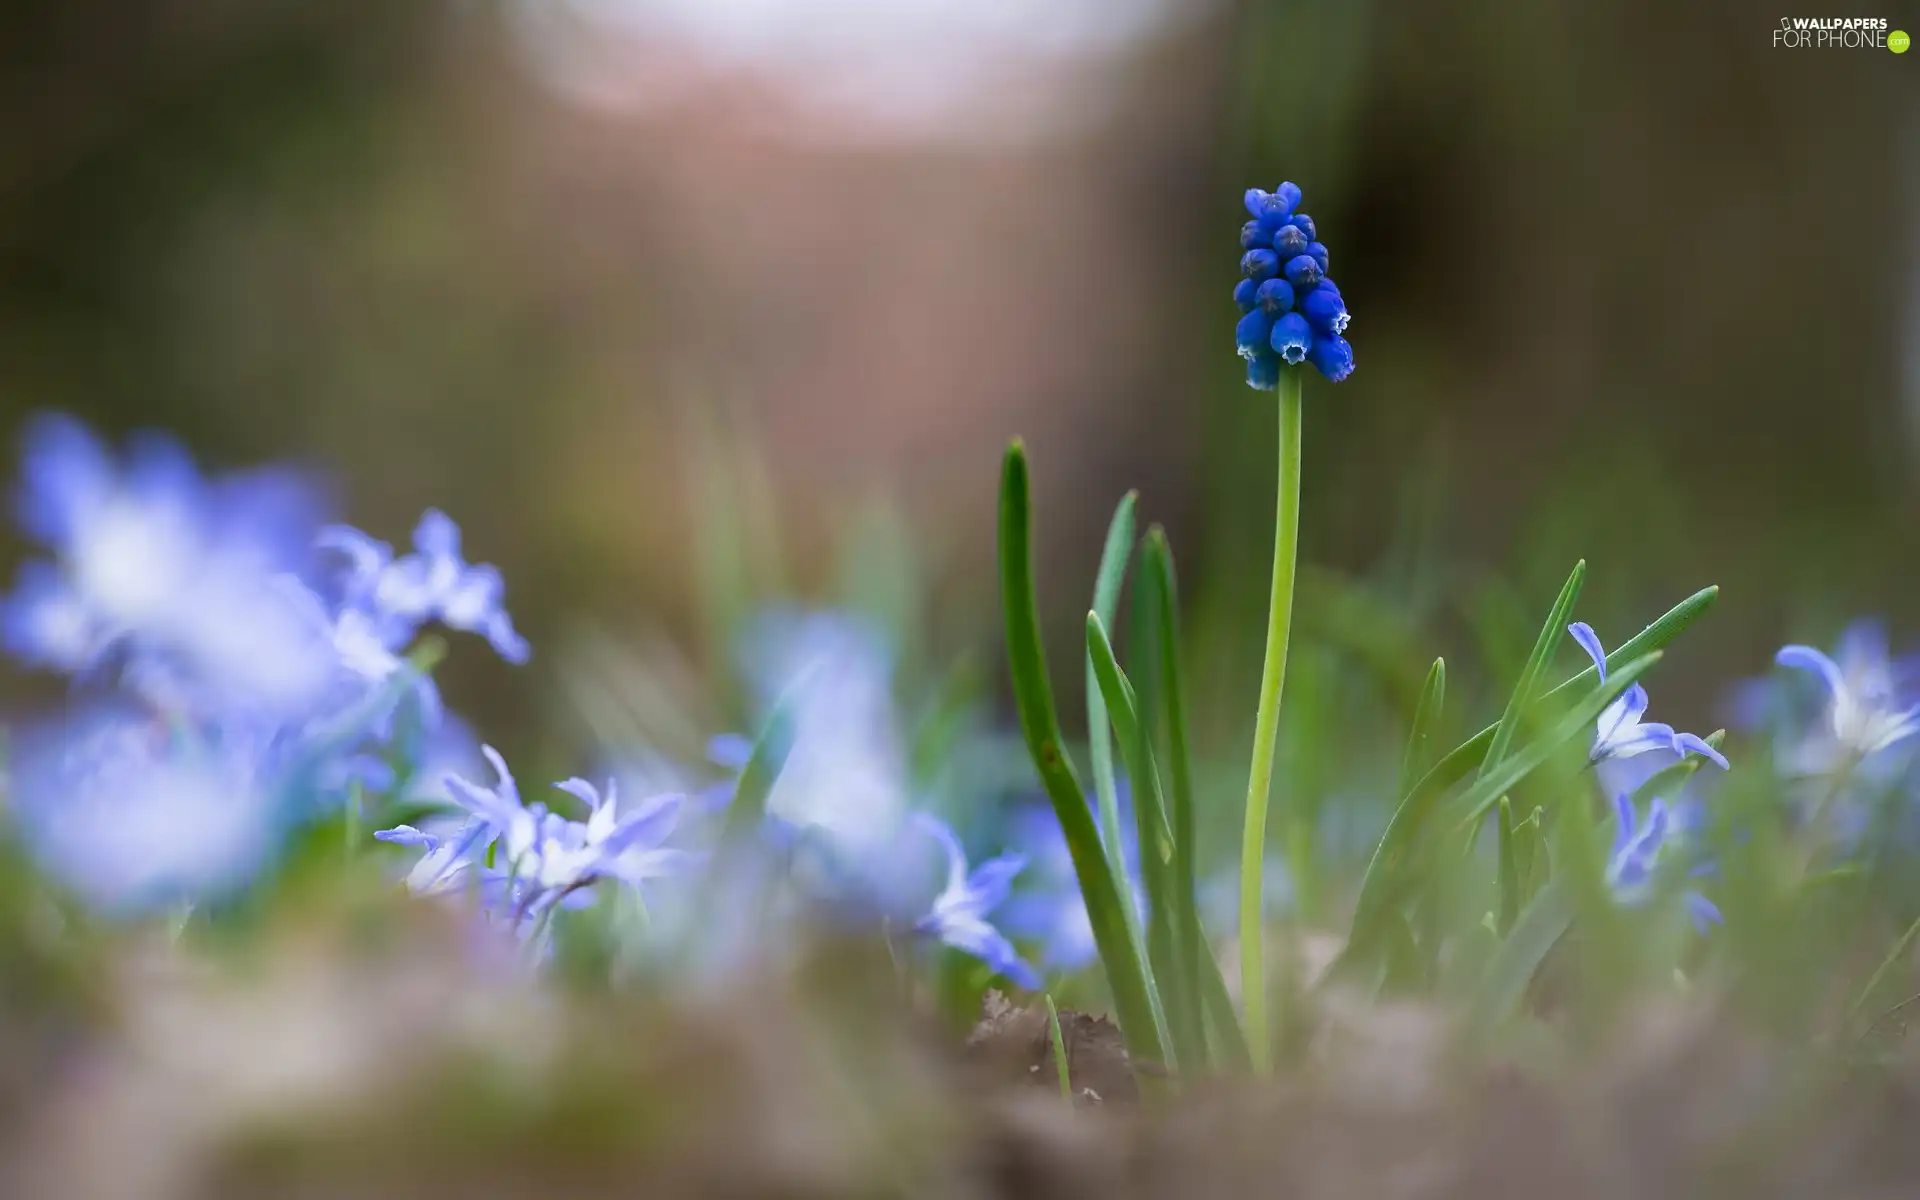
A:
<box><xmin>998</xmin><ymin>441</ymin><xmax>1168</xmax><ymax>1071</ymax></box>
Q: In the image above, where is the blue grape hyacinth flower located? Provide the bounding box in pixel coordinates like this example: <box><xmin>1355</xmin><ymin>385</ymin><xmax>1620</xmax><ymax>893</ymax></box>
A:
<box><xmin>1569</xmin><ymin>623</ymin><xmax>1728</xmax><ymax>795</ymax></box>
<box><xmin>1606</xmin><ymin>793</ymin><xmax>1722</xmax><ymax>934</ymax></box>
<box><xmin>910</xmin><ymin>813</ymin><xmax>1039</xmax><ymax>989</ymax></box>
<box><xmin>1237</xmin><ymin>182</ymin><xmax>1354</xmax><ymax>387</ymax></box>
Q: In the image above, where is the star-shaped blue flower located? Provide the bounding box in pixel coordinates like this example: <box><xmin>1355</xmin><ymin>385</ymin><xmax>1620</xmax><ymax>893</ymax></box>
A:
<box><xmin>910</xmin><ymin>813</ymin><xmax>1039</xmax><ymax>989</ymax></box>
<box><xmin>320</xmin><ymin>509</ymin><xmax>529</xmax><ymax>665</ymax></box>
<box><xmin>1606</xmin><ymin>793</ymin><xmax>1722</xmax><ymax>934</ymax></box>
<box><xmin>1570</xmin><ymin>622</ymin><xmax>1729</xmax><ymax>776</ymax></box>
<box><xmin>1775</xmin><ymin>622</ymin><xmax>1920</xmax><ymax>768</ymax></box>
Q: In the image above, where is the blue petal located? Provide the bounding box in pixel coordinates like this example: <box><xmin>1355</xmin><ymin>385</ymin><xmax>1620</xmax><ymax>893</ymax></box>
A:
<box><xmin>1306</xmin><ymin>333</ymin><xmax>1353</xmax><ymax>382</ymax></box>
<box><xmin>1684</xmin><ymin>891</ymin><xmax>1723</xmax><ymax>933</ymax></box>
<box><xmin>1241</xmin><ymin>250</ymin><xmax>1280</xmax><ymax>282</ymax></box>
<box><xmin>412</xmin><ymin>508</ymin><xmax>462</xmax><ymax>560</ymax></box>
<box><xmin>1609</xmin><ymin>793</ymin><xmax>1636</xmax><ymax>862</ymax></box>
<box><xmin>1671</xmin><ymin>732</ymin><xmax>1730</xmax><ymax>770</ymax></box>
<box><xmin>1272</xmin><ymin>224</ymin><xmax>1310</xmax><ymax>261</ymax></box>
<box><xmin>964</xmin><ymin>852</ymin><xmax>1028</xmax><ymax>911</ymax></box>
<box><xmin>374</xmin><ymin>825</ymin><xmax>438</xmax><ymax>849</ymax></box>
<box><xmin>1255</xmin><ymin>278</ymin><xmax>1295</xmax><ymax>317</ymax></box>
<box><xmin>1776</xmin><ymin>645</ymin><xmax>1844</xmax><ymax>696</ymax></box>
<box><xmin>707</xmin><ymin>732</ymin><xmax>753</xmax><ymax>771</ymax></box>
<box><xmin>16</xmin><ymin>413</ymin><xmax>115</xmax><ymax>548</ymax></box>
<box><xmin>1282</xmin><ymin>254</ymin><xmax>1323</xmax><ymax>291</ymax></box>
<box><xmin>1271</xmin><ymin>313</ymin><xmax>1312</xmax><ymax>365</ymax></box>
<box><xmin>1567</xmin><ymin>622</ymin><xmax>1608</xmax><ymax>681</ymax></box>
<box><xmin>913</xmin><ymin>812</ymin><xmax>969</xmax><ymax>893</ymax></box>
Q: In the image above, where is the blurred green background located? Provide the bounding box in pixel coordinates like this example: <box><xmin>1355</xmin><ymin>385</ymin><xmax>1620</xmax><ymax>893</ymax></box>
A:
<box><xmin>2</xmin><ymin>0</ymin><xmax>1916</xmax><ymax>784</ymax></box>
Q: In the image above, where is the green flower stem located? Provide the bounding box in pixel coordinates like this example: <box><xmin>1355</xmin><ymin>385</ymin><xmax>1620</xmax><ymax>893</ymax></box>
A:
<box><xmin>1240</xmin><ymin>364</ymin><xmax>1303</xmax><ymax>1074</ymax></box>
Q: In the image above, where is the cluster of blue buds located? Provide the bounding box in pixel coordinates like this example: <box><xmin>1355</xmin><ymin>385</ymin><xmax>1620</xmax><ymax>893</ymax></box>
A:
<box><xmin>1235</xmin><ymin>182</ymin><xmax>1354</xmax><ymax>388</ymax></box>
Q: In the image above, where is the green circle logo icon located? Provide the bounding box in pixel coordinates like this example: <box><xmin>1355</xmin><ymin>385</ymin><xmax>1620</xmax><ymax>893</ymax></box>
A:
<box><xmin>1893</xmin><ymin>29</ymin><xmax>1912</xmax><ymax>53</ymax></box>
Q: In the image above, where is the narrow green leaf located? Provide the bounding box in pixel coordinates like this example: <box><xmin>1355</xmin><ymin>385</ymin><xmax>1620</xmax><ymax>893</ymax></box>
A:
<box><xmin>1413</xmin><ymin>586</ymin><xmax>1718</xmax><ymax>802</ymax></box>
<box><xmin>1195</xmin><ymin>915</ymin><xmax>1254</xmax><ymax>1071</ymax></box>
<box><xmin>716</xmin><ymin>689</ymin><xmax>799</xmax><ymax>848</ymax></box>
<box><xmin>1348</xmin><ymin>651</ymin><xmax>1661</xmax><ymax>949</ymax></box>
<box><xmin>1448</xmin><ymin>652</ymin><xmax>1663</xmax><ymax>834</ymax></box>
<box><xmin>1088</xmin><ymin>492</ymin><xmax>1139</xmax><ymax>876</ymax></box>
<box><xmin>1514</xmin><ymin>805</ymin><xmax>1545</xmax><ymax>898</ymax></box>
<box><xmin>1087</xmin><ymin>611</ymin><xmax>1182</xmax><ymax>1066</ymax></box>
<box><xmin>1849</xmin><ymin>912</ymin><xmax>1920</xmax><ymax>1027</ymax></box>
<box><xmin>1496</xmin><ymin>798</ymin><xmax>1520</xmax><ymax>936</ymax></box>
<box><xmin>1467</xmin><ymin>877</ymin><xmax>1573</xmax><ymax>1041</ymax></box>
<box><xmin>1480</xmin><ymin>561</ymin><xmax>1585</xmax><ymax>779</ymax></box>
<box><xmin>998</xmin><ymin>442</ymin><xmax>1169</xmax><ymax>1071</ymax></box>
<box><xmin>1143</xmin><ymin>527</ymin><xmax>1217</xmax><ymax>1070</ymax></box>
<box><xmin>1398</xmin><ymin>657</ymin><xmax>1446</xmax><ymax>801</ymax></box>
<box><xmin>1045</xmin><ymin>994</ymin><xmax>1075</xmax><ymax>1105</ymax></box>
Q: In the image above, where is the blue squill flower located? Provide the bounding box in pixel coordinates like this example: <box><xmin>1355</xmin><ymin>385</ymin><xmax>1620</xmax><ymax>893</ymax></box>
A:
<box><xmin>1775</xmin><ymin>622</ymin><xmax>1920</xmax><ymax>771</ymax></box>
<box><xmin>9</xmin><ymin>705</ymin><xmax>289</xmax><ymax>914</ymax></box>
<box><xmin>1569</xmin><ymin>623</ymin><xmax>1729</xmax><ymax>786</ymax></box>
<box><xmin>998</xmin><ymin>795</ymin><xmax>1145</xmax><ymax>972</ymax></box>
<box><xmin>1606</xmin><ymin>794</ymin><xmax>1722</xmax><ymax>933</ymax></box>
<box><xmin>910</xmin><ymin>813</ymin><xmax>1039</xmax><ymax>990</ymax></box>
<box><xmin>1236</xmin><ymin>182</ymin><xmax>1353</xmax><ymax>388</ymax></box>
<box><xmin>379</xmin><ymin>749</ymin><xmax>699</xmax><ymax>927</ymax></box>
<box><xmin>0</xmin><ymin>413</ymin><xmax>335</xmax><ymax>714</ymax></box>
<box><xmin>321</xmin><ymin>509</ymin><xmax>529</xmax><ymax>664</ymax></box>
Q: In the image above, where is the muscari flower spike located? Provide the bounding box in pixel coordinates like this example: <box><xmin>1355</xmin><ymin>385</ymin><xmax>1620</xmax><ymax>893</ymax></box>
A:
<box><xmin>1236</xmin><ymin>182</ymin><xmax>1353</xmax><ymax>388</ymax></box>
<box><xmin>910</xmin><ymin>813</ymin><xmax>1039</xmax><ymax>989</ymax></box>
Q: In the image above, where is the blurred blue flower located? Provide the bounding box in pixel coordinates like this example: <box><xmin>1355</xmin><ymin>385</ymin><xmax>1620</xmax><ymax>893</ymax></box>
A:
<box><xmin>1774</xmin><ymin>622</ymin><xmax>1920</xmax><ymax>773</ymax></box>
<box><xmin>735</xmin><ymin>611</ymin><xmax>912</xmax><ymax>885</ymax></box>
<box><xmin>1569</xmin><ymin>623</ymin><xmax>1728</xmax><ymax>795</ymax></box>
<box><xmin>1606</xmin><ymin>793</ymin><xmax>1722</xmax><ymax>933</ymax></box>
<box><xmin>1236</xmin><ymin>182</ymin><xmax>1353</xmax><ymax>388</ymax></box>
<box><xmin>999</xmin><ymin>795</ymin><xmax>1145</xmax><ymax>972</ymax></box>
<box><xmin>9</xmin><ymin>706</ymin><xmax>288</xmax><ymax>914</ymax></box>
<box><xmin>0</xmin><ymin>413</ymin><xmax>335</xmax><ymax>715</ymax></box>
<box><xmin>910</xmin><ymin>813</ymin><xmax>1038</xmax><ymax>990</ymax></box>
<box><xmin>378</xmin><ymin>747</ymin><xmax>700</xmax><ymax>931</ymax></box>
<box><xmin>319</xmin><ymin>509</ymin><xmax>529</xmax><ymax>665</ymax></box>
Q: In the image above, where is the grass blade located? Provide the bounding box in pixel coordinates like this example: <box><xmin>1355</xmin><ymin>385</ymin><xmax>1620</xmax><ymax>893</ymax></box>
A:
<box><xmin>1143</xmin><ymin>527</ymin><xmax>1219</xmax><ymax>1070</ymax></box>
<box><xmin>1087</xmin><ymin>611</ymin><xmax>1184</xmax><ymax>1067</ymax></box>
<box><xmin>1496</xmin><ymin>798</ymin><xmax>1520</xmax><ymax>935</ymax></box>
<box><xmin>1088</xmin><ymin>492</ymin><xmax>1139</xmax><ymax>876</ymax></box>
<box><xmin>1415</xmin><ymin>585</ymin><xmax>1718</xmax><ymax>803</ymax></box>
<box><xmin>1399</xmin><ymin>657</ymin><xmax>1446</xmax><ymax>801</ymax></box>
<box><xmin>1480</xmin><ymin>561</ymin><xmax>1585</xmax><ymax>779</ymax></box>
<box><xmin>999</xmin><ymin>441</ymin><xmax>1168</xmax><ymax>1071</ymax></box>
<box><xmin>1348</xmin><ymin>651</ymin><xmax>1662</xmax><ymax>950</ymax></box>
<box><xmin>1196</xmin><ymin>915</ymin><xmax>1254</xmax><ymax>1070</ymax></box>
<box><xmin>1045</xmin><ymin>994</ymin><xmax>1074</xmax><ymax>1106</ymax></box>
<box><xmin>1467</xmin><ymin>877</ymin><xmax>1573</xmax><ymax>1041</ymax></box>
<box><xmin>1447</xmin><ymin>651</ymin><xmax>1663</xmax><ymax>833</ymax></box>
<box><xmin>716</xmin><ymin>691</ymin><xmax>799</xmax><ymax>849</ymax></box>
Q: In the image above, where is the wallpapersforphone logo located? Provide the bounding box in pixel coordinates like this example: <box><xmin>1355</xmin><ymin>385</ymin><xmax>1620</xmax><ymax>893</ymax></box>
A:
<box><xmin>1772</xmin><ymin>17</ymin><xmax>1907</xmax><ymax>50</ymax></box>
